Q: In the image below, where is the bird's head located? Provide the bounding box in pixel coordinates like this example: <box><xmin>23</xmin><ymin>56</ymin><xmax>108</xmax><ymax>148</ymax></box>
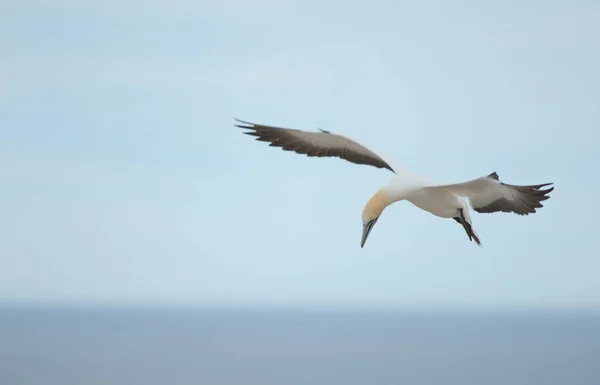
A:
<box><xmin>361</xmin><ymin>188</ymin><xmax>392</xmax><ymax>248</ymax></box>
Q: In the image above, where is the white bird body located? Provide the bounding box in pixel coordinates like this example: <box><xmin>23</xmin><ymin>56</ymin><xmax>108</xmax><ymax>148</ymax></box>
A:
<box><xmin>237</xmin><ymin>118</ymin><xmax>553</xmax><ymax>248</ymax></box>
<box><xmin>375</xmin><ymin>172</ymin><xmax>462</xmax><ymax>218</ymax></box>
<box><xmin>405</xmin><ymin>185</ymin><xmax>470</xmax><ymax>219</ymax></box>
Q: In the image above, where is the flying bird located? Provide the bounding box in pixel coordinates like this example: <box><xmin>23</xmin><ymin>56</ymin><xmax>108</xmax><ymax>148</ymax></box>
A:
<box><xmin>236</xmin><ymin>118</ymin><xmax>554</xmax><ymax>248</ymax></box>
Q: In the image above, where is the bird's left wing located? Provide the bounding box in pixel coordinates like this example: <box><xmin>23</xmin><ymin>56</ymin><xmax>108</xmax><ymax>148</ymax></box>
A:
<box><xmin>236</xmin><ymin>118</ymin><xmax>397</xmax><ymax>173</ymax></box>
<box><xmin>425</xmin><ymin>172</ymin><xmax>554</xmax><ymax>215</ymax></box>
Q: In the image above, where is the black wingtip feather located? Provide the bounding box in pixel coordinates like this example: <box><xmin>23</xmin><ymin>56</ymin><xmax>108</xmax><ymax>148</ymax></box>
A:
<box><xmin>473</xmin><ymin>179</ymin><xmax>555</xmax><ymax>216</ymax></box>
<box><xmin>234</xmin><ymin>118</ymin><xmax>254</xmax><ymax>125</ymax></box>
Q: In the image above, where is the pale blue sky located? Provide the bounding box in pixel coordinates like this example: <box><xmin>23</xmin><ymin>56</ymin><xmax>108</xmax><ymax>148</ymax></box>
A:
<box><xmin>1</xmin><ymin>0</ymin><xmax>598</xmax><ymax>310</ymax></box>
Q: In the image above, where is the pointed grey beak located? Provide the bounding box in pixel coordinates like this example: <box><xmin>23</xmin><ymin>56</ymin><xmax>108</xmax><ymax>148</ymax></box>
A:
<box><xmin>361</xmin><ymin>218</ymin><xmax>378</xmax><ymax>248</ymax></box>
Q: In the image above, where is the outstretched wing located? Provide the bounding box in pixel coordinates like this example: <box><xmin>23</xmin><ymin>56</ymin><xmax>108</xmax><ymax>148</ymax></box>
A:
<box><xmin>427</xmin><ymin>172</ymin><xmax>554</xmax><ymax>215</ymax></box>
<box><xmin>236</xmin><ymin>118</ymin><xmax>396</xmax><ymax>173</ymax></box>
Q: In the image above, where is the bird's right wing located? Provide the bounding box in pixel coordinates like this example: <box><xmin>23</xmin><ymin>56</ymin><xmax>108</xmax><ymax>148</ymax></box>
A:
<box><xmin>426</xmin><ymin>172</ymin><xmax>554</xmax><ymax>215</ymax></box>
<box><xmin>236</xmin><ymin>118</ymin><xmax>397</xmax><ymax>173</ymax></box>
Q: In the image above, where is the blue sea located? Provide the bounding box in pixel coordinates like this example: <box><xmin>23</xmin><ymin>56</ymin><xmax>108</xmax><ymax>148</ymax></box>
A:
<box><xmin>1</xmin><ymin>306</ymin><xmax>599</xmax><ymax>385</ymax></box>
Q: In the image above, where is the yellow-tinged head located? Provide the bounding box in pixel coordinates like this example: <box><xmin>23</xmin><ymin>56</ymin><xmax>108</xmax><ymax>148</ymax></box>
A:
<box><xmin>360</xmin><ymin>188</ymin><xmax>392</xmax><ymax>248</ymax></box>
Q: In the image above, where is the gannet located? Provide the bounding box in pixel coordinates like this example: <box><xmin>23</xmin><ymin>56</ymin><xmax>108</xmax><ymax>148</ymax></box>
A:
<box><xmin>236</xmin><ymin>118</ymin><xmax>554</xmax><ymax>248</ymax></box>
